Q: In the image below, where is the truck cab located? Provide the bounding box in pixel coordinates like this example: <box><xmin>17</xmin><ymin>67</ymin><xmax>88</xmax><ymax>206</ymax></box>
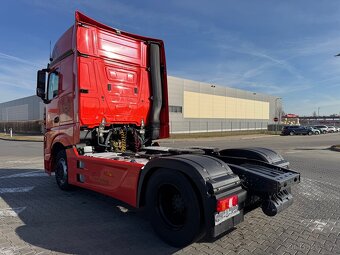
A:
<box><xmin>37</xmin><ymin>11</ymin><xmax>169</xmax><ymax>172</ymax></box>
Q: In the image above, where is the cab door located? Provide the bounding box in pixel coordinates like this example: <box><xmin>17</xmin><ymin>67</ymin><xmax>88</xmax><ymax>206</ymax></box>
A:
<box><xmin>44</xmin><ymin>67</ymin><xmax>61</xmax><ymax>161</ymax></box>
<box><xmin>45</xmin><ymin>68</ymin><xmax>61</xmax><ymax>130</ymax></box>
<box><xmin>58</xmin><ymin>56</ymin><xmax>74</xmax><ymax>127</ymax></box>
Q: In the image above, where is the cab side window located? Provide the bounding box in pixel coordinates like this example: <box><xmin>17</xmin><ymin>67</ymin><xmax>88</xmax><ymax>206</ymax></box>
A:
<box><xmin>47</xmin><ymin>72</ymin><xmax>59</xmax><ymax>100</ymax></box>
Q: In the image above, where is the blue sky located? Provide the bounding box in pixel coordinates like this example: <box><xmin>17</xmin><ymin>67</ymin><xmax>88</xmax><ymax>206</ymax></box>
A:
<box><xmin>1</xmin><ymin>1</ymin><xmax>340</xmax><ymax>115</ymax></box>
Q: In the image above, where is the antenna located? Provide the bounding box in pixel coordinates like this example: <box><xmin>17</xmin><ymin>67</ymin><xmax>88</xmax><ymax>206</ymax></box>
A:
<box><xmin>49</xmin><ymin>40</ymin><xmax>53</xmax><ymax>62</ymax></box>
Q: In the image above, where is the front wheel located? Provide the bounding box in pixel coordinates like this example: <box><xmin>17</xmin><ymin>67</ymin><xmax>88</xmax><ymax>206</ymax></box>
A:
<box><xmin>308</xmin><ymin>131</ymin><xmax>313</xmax><ymax>136</ymax></box>
<box><xmin>54</xmin><ymin>150</ymin><xmax>72</xmax><ymax>190</ymax></box>
<box><xmin>289</xmin><ymin>131</ymin><xmax>294</xmax><ymax>136</ymax></box>
<box><xmin>146</xmin><ymin>169</ymin><xmax>202</xmax><ymax>247</ymax></box>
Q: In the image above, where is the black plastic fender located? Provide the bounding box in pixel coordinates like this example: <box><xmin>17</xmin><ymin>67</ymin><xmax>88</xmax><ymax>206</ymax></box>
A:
<box><xmin>219</xmin><ymin>147</ymin><xmax>289</xmax><ymax>168</ymax></box>
<box><xmin>137</xmin><ymin>154</ymin><xmax>244</xmax><ymax>234</ymax></box>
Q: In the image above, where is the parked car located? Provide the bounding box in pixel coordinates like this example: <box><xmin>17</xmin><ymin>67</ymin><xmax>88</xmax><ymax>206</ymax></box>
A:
<box><xmin>327</xmin><ymin>126</ymin><xmax>337</xmax><ymax>133</ymax></box>
<box><xmin>282</xmin><ymin>126</ymin><xmax>314</xmax><ymax>136</ymax></box>
<box><xmin>282</xmin><ymin>125</ymin><xmax>300</xmax><ymax>136</ymax></box>
<box><xmin>309</xmin><ymin>127</ymin><xmax>321</xmax><ymax>135</ymax></box>
<box><xmin>313</xmin><ymin>125</ymin><xmax>328</xmax><ymax>134</ymax></box>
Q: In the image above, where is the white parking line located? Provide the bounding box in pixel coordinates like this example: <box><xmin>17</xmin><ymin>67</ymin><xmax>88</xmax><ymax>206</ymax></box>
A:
<box><xmin>301</xmin><ymin>219</ymin><xmax>340</xmax><ymax>233</ymax></box>
<box><xmin>0</xmin><ymin>187</ymin><xmax>34</xmax><ymax>194</ymax></box>
<box><xmin>6</xmin><ymin>160</ymin><xmax>34</xmax><ymax>164</ymax></box>
<box><xmin>0</xmin><ymin>171</ymin><xmax>46</xmax><ymax>179</ymax></box>
<box><xmin>0</xmin><ymin>247</ymin><xmax>19</xmax><ymax>255</ymax></box>
<box><xmin>0</xmin><ymin>207</ymin><xmax>26</xmax><ymax>217</ymax></box>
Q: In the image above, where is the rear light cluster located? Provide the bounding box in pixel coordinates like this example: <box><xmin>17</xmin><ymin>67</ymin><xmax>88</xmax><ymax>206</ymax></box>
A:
<box><xmin>216</xmin><ymin>195</ymin><xmax>238</xmax><ymax>212</ymax></box>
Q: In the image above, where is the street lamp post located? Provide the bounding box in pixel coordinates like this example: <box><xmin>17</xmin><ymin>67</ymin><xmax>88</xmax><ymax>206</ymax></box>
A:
<box><xmin>211</xmin><ymin>85</ymin><xmax>216</xmax><ymax>133</ymax></box>
<box><xmin>253</xmin><ymin>92</ymin><xmax>256</xmax><ymax>130</ymax></box>
<box><xmin>318</xmin><ymin>107</ymin><xmax>320</xmax><ymax>117</ymax></box>
<box><xmin>275</xmin><ymin>97</ymin><xmax>282</xmax><ymax>134</ymax></box>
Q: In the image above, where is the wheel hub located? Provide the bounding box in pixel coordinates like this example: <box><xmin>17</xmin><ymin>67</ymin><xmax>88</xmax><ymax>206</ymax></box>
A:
<box><xmin>158</xmin><ymin>184</ymin><xmax>186</xmax><ymax>228</ymax></box>
<box><xmin>172</xmin><ymin>194</ymin><xmax>185</xmax><ymax>214</ymax></box>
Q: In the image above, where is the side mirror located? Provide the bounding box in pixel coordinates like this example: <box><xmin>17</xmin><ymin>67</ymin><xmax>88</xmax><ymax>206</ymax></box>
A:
<box><xmin>36</xmin><ymin>69</ymin><xmax>48</xmax><ymax>103</ymax></box>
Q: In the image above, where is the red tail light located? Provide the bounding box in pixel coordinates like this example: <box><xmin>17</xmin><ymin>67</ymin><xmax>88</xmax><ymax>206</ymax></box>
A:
<box><xmin>216</xmin><ymin>195</ymin><xmax>238</xmax><ymax>212</ymax></box>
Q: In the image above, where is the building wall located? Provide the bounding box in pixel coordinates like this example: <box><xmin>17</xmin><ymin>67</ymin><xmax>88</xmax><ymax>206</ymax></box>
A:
<box><xmin>0</xmin><ymin>76</ymin><xmax>281</xmax><ymax>134</ymax></box>
<box><xmin>183</xmin><ymin>91</ymin><xmax>269</xmax><ymax>119</ymax></box>
<box><xmin>0</xmin><ymin>95</ymin><xmax>43</xmax><ymax>121</ymax></box>
<box><xmin>167</xmin><ymin>76</ymin><xmax>281</xmax><ymax>133</ymax></box>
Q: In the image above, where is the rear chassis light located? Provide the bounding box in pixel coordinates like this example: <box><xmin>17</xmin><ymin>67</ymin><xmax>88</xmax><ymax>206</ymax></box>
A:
<box><xmin>216</xmin><ymin>195</ymin><xmax>238</xmax><ymax>212</ymax></box>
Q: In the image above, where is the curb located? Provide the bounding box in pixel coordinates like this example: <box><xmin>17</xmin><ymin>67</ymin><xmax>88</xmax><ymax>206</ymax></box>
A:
<box><xmin>161</xmin><ymin>134</ymin><xmax>279</xmax><ymax>142</ymax></box>
<box><xmin>240</xmin><ymin>135</ymin><xmax>278</xmax><ymax>140</ymax></box>
<box><xmin>0</xmin><ymin>137</ymin><xmax>43</xmax><ymax>142</ymax></box>
<box><xmin>330</xmin><ymin>145</ymin><xmax>340</xmax><ymax>152</ymax></box>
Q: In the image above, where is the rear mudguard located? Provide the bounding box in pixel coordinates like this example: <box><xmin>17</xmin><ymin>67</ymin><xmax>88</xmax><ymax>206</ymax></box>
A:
<box><xmin>219</xmin><ymin>147</ymin><xmax>289</xmax><ymax>168</ymax></box>
<box><xmin>137</xmin><ymin>154</ymin><xmax>246</xmax><ymax>237</ymax></box>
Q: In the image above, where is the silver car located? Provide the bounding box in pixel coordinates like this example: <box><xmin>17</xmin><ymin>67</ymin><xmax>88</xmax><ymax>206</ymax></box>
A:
<box><xmin>327</xmin><ymin>126</ymin><xmax>337</xmax><ymax>133</ymax></box>
<box><xmin>310</xmin><ymin>127</ymin><xmax>321</xmax><ymax>135</ymax></box>
<box><xmin>313</xmin><ymin>125</ymin><xmax>328</xmax><ymax>134</ymax></box>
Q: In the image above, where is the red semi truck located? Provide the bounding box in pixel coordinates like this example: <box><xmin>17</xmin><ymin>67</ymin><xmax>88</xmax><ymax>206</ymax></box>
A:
<box><xmin>36</xmin><ymin>12</ymin><xmax>300</xmax><ymax>247</ymax></box>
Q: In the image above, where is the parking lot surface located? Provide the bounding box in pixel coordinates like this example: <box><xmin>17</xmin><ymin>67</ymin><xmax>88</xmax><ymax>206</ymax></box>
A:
<box><xmin>0</xmin><ymin>133</ymin><xmax>339</xmax><ymax>255</ymax></box>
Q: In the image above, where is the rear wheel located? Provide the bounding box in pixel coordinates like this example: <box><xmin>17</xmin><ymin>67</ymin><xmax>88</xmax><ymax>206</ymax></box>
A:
<box><xmin>308</xmin><ymin>131</ymin><xmax>313</xmax><ymax>135</ymax></box>
<box><xmin>289</xmin><ymin>131</ymin><xmax>294</xmax><ymax>136</ymax></box>
<box><xmin>54</xmin><ymin>150</ymin><xmax>72</xmax><ymax>190</ymax></box>
<box><xmin>146</xmin><ymin>169</ymin><xmax>201</xmax><ymax>247</ymax></box>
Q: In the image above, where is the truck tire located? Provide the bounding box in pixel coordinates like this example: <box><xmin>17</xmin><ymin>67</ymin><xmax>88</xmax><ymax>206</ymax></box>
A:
<box><xmin>54</xmin><ymin>150</ymin><xmax>72</xmax><ymax>190</ymax></box>
<box><xmin>146</xmin><ymin>169</ymin><xmax>201</xmax><ymax>247</ymax></box>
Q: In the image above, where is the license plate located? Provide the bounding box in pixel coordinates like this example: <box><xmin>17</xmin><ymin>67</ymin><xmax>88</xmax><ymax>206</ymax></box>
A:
<box><xmin>215</xmin><ymin>205</ymin><xmax>240</xmax><ymax>225</ymax></box>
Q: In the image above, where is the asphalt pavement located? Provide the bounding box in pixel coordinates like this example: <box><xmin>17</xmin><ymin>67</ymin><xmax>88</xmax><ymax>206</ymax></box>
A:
<box><xmin>0</xmin><ymin>133</ymin><xmax>339</xmax><ymax>255</ymax></box>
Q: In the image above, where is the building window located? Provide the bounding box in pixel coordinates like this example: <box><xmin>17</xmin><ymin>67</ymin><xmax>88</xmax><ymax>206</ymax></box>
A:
<box><xmin>169</xmin><ymin>105</ymin><xmax>182</xmax><ymax>113</ymax></box>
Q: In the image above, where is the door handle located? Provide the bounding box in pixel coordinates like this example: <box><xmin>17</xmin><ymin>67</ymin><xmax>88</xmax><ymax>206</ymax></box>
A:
<box><xmin>54</xmin><ymin>116</ymin><xmax>60</xmax><ymax>123</ymax></box>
